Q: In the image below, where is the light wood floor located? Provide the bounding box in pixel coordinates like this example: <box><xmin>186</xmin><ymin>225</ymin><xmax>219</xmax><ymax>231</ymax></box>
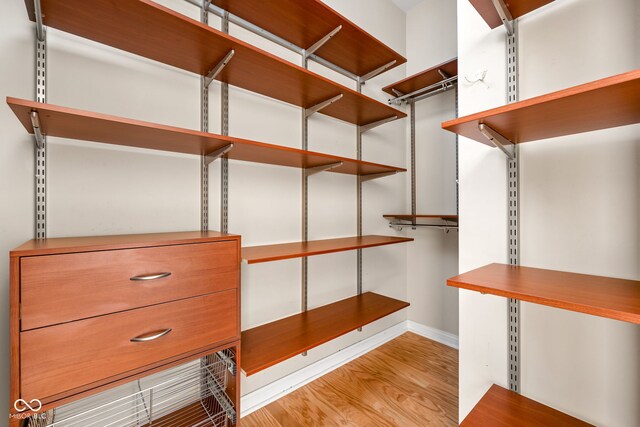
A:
<box><xmin>242</xmin><ymin>332</ymin><xmax>458</xmax><ymax>426</ymax></box>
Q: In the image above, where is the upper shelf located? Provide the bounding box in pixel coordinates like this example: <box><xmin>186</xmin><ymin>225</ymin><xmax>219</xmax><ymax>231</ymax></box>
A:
<box><xmin>461</xmin><ymin>384</ymin><xmax>592</xmax><ymax>426</ymax></box>
<box><xmin>211</xmin><ymin>0</ymin><xmax>406</xmax><ymax>78</ymax></box>
<box><xmin>7</xmin><ymin>98</ymin><xmax>405</xmax><ymax>177</ymax></box>
<box><xmin>442</xmin><ymin>70</ymin><xmax>640</xmax><ymax>146</ymax></box>
<box><xmin>382</xmin><ymin>58</ymin><xmax>458</xmax><ymax>96</ymax></box>
<box><xmin>242</xmin><ymin>235</ymin><xmax>413</xmax><ymax>264</ymax></box>
<box><xmin>469</xmin><ymin>0</ymin><xmax>555</xmax><ymax>29</ymax></box>
<box><xmin>24</xmin><ymin>0</ymin><xmax>405</xmax><ymax>127</ymax></box>
<box><xmin>448</xmin><ymin>263</ymin><xmax>640</xmax><ymax>324</ymax></box>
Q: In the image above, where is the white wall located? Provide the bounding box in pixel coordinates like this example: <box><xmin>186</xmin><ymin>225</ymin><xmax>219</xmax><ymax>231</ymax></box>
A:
<box><xmin>0</xmin><ymin>0</ymin><xmax>408</xmax><ymax>418</ymax></box>
<box><xmin>404</xmin><ymin>0</ymin><xmax>459</xmax><ymax>336</ymax></box>
<box><xmin>457</xmin><ymin>0</ymin><xmax>640</xmax><ymax>425</ymax></box>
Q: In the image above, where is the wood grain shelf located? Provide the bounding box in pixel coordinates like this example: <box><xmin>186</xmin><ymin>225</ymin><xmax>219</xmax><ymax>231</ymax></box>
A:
<box><xmin>241</xmin><ymin>292</ymin><xmax>409</xmax><ymax>376</ymax></box>
<box><xmin>382</xmin><ymin>58</ymin><xmax>458</xmax><ymax>96</ymax></box>
<box><xmin>24</xmin><ymin>0</ymin><xmax>405</xmax><ymax>126</ymax></box>
<box><xmin>469</xmin><ymin>0</ymin><xmax>555</xmax><ymax>29</ymax></box>
<box><xmin>448</xmin><ymin>263</ymin><xmax>640</xmax><ymax>324</ymax></box>
<box><xmin>461</xmin><ymin>384</ymin><xmax>593</xmax><ymax>426</ymax></box>
<box><xmin>7</xmin><ymin>98</ymin><xmax>406</xmax><ymax>177</ymax></box>
<box><xmin>384</xmin><ymin>214</ymin><xmax>459</xmax><ymax>222</ymax></box>
<box><xmin>242</xmin><ymin>235</ymin><xmax>413</xmax><ymax>264</ymax></box>
<box><xmin>211</xmin><ymin>0</ymin><xmax>406</xmax><ymax>77</ymax></box>
<box><xmin>442</xmin><ymin>70</ymin><xmax>640</xmax><ymax>146</ymax></box>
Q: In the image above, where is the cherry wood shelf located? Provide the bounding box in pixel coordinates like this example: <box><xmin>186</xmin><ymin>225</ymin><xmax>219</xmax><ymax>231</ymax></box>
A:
<box><xmin>384</xmin><ymin>214</ymin><xmax>459</xmax><ymax>222</ymax></box>
<box><xmin>242</xmin><ymin>235</ymin><xmax>413</xmax><ymax>264</ymax></box>
<box><xmin>442</xmin><ymin>70</ymin><xmax>640</xmax><ymax>146</ymax></box>
<box><xmin>448</xmin><ymin>263</ymin><xmax>640</xmax><ymax>324</ymax></box>
<box><xmin>212</xmin><ymin>0</ymin><xmax>406</xmax><ymax>78</ymax></box>
<box><xmin>469</xmin><ymin>0</ymin><xmax>555</xmax><ymax>29</ymax></box>
<box><xmin>8</xmin><ymin>98</ymin><xmax>406</xmax><ymax>177</ymax></box>
<box><xmin>24</xmin><ymin>0</ymin><xmax>405</xmax><ymax>126</ymax></box>
<box><xmin>462</xmin><ymin>384</ymin><xmax>593</xmax><ymax>426</ymax></box>
<box><xmin>382</xmin><ymin>58</ymin><xmax>458</xmax><ymax>96</ymax></box>
<box><xmin>241</xmin><ymin>292</ymin><xmax>409</xmax><ymax>376</ymax></box>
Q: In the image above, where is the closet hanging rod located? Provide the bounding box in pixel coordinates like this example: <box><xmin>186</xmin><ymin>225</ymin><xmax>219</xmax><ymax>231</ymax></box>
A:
<box><xmin>389</xmin><ymin>75</ymin><xmax>458</xmax><ymax>104</ymax></box>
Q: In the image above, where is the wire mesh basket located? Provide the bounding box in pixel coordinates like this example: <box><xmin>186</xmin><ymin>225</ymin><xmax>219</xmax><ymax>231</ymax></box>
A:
<box><xmin>26</xmin><ymin>350</ymin><xmax>237</xmax><ymax>427</ymax></box>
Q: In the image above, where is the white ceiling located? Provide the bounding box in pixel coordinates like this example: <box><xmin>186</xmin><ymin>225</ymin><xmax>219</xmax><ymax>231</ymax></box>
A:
<box><xmin>391</xmin><ymin>0</ymin><xmax>423</xmax><ymax>12</ymax></box>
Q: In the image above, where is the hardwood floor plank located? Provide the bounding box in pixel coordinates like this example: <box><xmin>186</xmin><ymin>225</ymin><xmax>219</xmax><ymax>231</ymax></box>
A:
<box><xmin>242</xmin><ymin>332</ymin><xmax>458</xmax><ymax>426</ymax></box>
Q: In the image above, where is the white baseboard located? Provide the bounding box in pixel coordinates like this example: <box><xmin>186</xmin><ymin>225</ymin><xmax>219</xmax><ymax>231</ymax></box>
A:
<box><xmin>407</xmin><ymin>320</ymin><xmax>459</xmax><ymax>349</ymax></box>
<box><xmin>240</xmin><ymin>320</ymin><xmax>458</xmax><ymax>417</ymax></box>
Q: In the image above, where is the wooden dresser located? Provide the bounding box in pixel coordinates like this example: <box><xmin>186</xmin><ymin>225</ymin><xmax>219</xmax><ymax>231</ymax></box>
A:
<box><xmin>9</xmin><ymin>231</ymin><xmax>241</xmax><ymax>420</ymax></box>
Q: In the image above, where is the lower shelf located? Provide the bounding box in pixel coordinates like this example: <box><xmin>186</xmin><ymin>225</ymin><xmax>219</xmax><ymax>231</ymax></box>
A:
<box><xmin>241</xmin><ymin>292</ymin><xmax>409</xmax><ymax>376</ymax></box>
<box><xmin>462</xmin><ymin>384</ymin><xmax>593</xmax><ymax>426</ymax></box>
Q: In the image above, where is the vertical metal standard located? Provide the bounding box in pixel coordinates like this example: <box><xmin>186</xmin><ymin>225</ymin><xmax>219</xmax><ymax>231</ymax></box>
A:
<box><xmin>410</xmin><ymin>101</ymin><xmax>416</xmax><ymax>228</ymax></box>
<box><xmin>455</xmin><ymin>86</ymin><xmax>459</xmax><ymax>215</ymax></box>
<box><xmin>301</xmin><ymin>51</ymin><xmax>309</xmax><ymax>319</ymax></box>
<box><xmin>356</xmin><ymin>78</ymin><xmax>363</xmax><ymax>300</ymax></box>
<box><xmin>34</xmin><ymin>1</ymin><xmax>47</xmax><ymax>240</ymax></box>
<box><xmin>220</xmin><ymin>11</ymin><xmax>230</xmax><ymax>233</ymax></box>
<box><xmin>506</xmin><ymin>20</ymin><xmax>520</xmax><ymax>394</ymax></box>
<box><xmin>200</xmin><ymin>4</ymin><xmax>210</xmax><ymax>232</ymax></box>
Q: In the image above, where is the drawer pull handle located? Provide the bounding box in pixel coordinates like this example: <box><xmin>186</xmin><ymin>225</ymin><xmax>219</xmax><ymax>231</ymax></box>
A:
<box><xmin>130</xmin><ymin>328</ymin><xmax>172</xmax><ymax>342</ymax></box>
<box><xmin>130</xmin><ymin>272</ymin><xmax>172</xmax><ymax>281</ymax></box>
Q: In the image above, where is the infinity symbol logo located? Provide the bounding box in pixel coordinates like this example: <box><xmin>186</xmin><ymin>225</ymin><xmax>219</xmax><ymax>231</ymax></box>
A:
<box><xmin>14</xmin><ymin>398</ymin><xmax>42</xmax><ymax>412</ymax></box>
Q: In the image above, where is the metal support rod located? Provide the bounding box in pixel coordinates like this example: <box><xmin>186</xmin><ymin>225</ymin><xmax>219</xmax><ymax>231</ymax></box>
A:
<box><xmin>305</xmin><ymin>161</ymin><xmax>343</xmax><ymax>177</ymax></box>
<box><xmin>478</xmin><ymin>124</ymin><xmax>515</xmax><ymax>160</ymax></box>
<box><xmin>305</xmin><ymin>94</ymin><xmax>343</xmax><ymax>117</ymax></box>
<box><xmin>492</xmin><ymin>0</ymin><xmax>514</xmax><ymax>35</ymax></box>
<box><xmin>360</xmin><ymin>116</ymin><xmax>398</xmax><ymax>134</ymax></box>
<box><xmin>410</xmin><ymin>101</ymin><xmax>416</xmax><ymax>225</ymax></box>
<box><xmin>33</xmin><ymin>0</ymin><xmax>45</xmax><ymax>41</ymax></box>
<box><xmin>220</xmin><ymin>11</ymin><xmax>230</xmax><ymax>234</ymax></box>
<box><xmin>389</xmin><ymin>76</ymin><xmax>458</xmax><ymax>104</ymax></box>
<box><xmin>301</xmin><ymin>42</ymin><xmax>310</xmax><ymax>352</ymax></box>
<box><xmin>360</xmin><ymin>171</ymin><xmax>398</xmax><ymax>182</ymax></box>
<box><xmin>356</xmin><ymin>79</ymin><xmax>363</xmax><ymax>312</ymax></box>
<box><xmin>200</xmin><ymin>4</ymin><xmax>210</xmax><ymax>232</ymax></box>
<box><xmin>305</xmin><ymin>26</ymin><xmax>342</xmax><ymax>57</ymax></box>
<box><xmin>34</xmin><ymin>14</ymin><xmax>47</xmax><ymax>240</ymax></box>
<box><xmin>204</xmin><ymin>49</ymin><xmax>235</xmax><ymax>88</ymax></box>
<box><xmin>204</xmin><ymin>144</ymin><xmax>234</xmax><ymax>165</ymax></box>
<box><xmin>361</xmin><ymin>60</ymin><xmax>397</xmax><ymax>83</ymax></box>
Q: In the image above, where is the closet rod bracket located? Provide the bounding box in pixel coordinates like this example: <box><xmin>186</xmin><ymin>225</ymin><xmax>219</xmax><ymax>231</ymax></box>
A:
<box><xmin>305</xmin><ymin>94</ymin><xmax>343</xmax><ymax>117</ymax></box>
<box><xmin>204</xmin><ymin>143</ymin><xmax>234</xmax><ymax>165</ymax></box>
<box><xmin>305</xmin><ymin>161</ymin><xmax>343</xmax><ymax>177</ymax></box>
<box><xmin>30</xmin><ymin>111</ymin><xmax>45</xmax><ymax>149</ymax></box>
<box><xmin>304</xmin><ymin>25</ymin><xmax>342</xmax><ymax>58</ymax></box>
<box><xmin>204</xmin><ymin>49</ymin><xmax>235</xmax><ymax>88</ymax></box>
<box><xmin>478</xmin><ymin>123</ymin><xmax>514</xmax><ymax>159</ymax></box>
<box><xmin>361</xmin><ymin>60</ymin><xmax>397</xmax><ymax>83</ymax></box>
<box><xmin>361</xmin><ymin>171</ymin><xmax>397</xmax><ymax>182</ymax></box>
<box><xmin>360</xmin><ymin>115</ymin><xmax>398</xmax><ymax>134</ymax></box>
<box><xmin>491</xmin><ymin>0</ymin><xmax>514</xmax><ymax>35</ymax></box>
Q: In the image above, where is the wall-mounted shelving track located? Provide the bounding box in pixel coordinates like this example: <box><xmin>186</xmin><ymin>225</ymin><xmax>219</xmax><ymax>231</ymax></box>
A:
<box><xmin>242</xmin><ymin>235</ymin><xmax>414</xmax><ymax>264</ymax></box>
<box><xmin>241</xmin><ymin>292</ymin><xmax>409</xmax><ymax>376</ymax></box>
<box><xmin>7</xmin><ymin>98</ymin><xmax>405</xmax><ymax>177</ymax></box>
<box><xmin>381</xmin><ymin>58</ymin><xmax>459</xmax><ymax>230</ymax></box>
<box><xmin>445</xmin><ymin>1</ymin><xmax>639</xmax><ymax>423</ymax></box>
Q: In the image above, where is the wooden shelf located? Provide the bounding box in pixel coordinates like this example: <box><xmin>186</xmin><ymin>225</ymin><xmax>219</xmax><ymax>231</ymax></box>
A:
<box><xmin>469</xmin><ymin>0</ymin><xmax>555</xmax><ymax>29</ymax></box>
<box><xmin>462</xmin><ymin>384</ymin><xmax>593</xmax><ymax>426</ymax></box>
<box><xmin>242</xmin><ymin>235</ymin><xmax>413</xmax><ymax>264</ymax></box>
<box><xmin>384</xmin><ymin>214</ymin><xmax>458</xmax><ymax>222</ymax></box>
<box><xmin>211</xmin><ymin>0</ymin><xmax>406</xmax><ymax>78</ymax></box>
<box><xmin>7</xmin><ymin>98</ymin><xmax>405</xmax><ymax>177</ymax></box>
<box><xmin>442</xmin><ymin>70</ymin><xmax>640</xmax><ymax>145</ymax></box>
<box><xmin>241</xmin><ymin>292</ymin><xmax>409</xmax><ymax>376</ymax></box>
<box><xmin>24</xmin><ymin>0</ymin><xmax>405</xmax><ymax>126</ymax></box>
<box><xmin>448</xmin><ymin>263</ymin><xmax>640</xmax><ymax>324</ymax></box>
<box><xmin>382</xmin><ymin>58</ymin><xmax>458</xmax><ymax>96</ymax></box>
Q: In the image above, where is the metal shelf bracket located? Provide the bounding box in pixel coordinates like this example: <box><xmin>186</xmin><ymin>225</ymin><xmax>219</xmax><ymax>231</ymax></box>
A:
<box><xmin>204</xmin><ymin>143</ymin><xmax>234</xmax><ymax>165</ymax></box>
<box><xmin>204</xmin><ymin>49</ymin><xmax>235</xmax><ymax>88</ymax></box>
<box><xmin>492</xmin><ymin>0</ymin><xmax>514</xmax><ymax>35</ymax></box>
<box><xmin>361</xmin><ymin>171</ymin><xmax>397</xmax><ymax>182</ymax></box>
<box><xmin>30</xmin><ymin>111</ymin><xmax>45</xmax><ymax>149</ymax></box>
<box><xmin>304</xmin><ymin>25</ymin><xmax>342</xmax><ymax>58</ymax></box>
<box><xmin>305</xmin><ymin>94</ymin><xmax>343</xmax><ymax>117</ymax></box>
<box><xmin>305</xmin><ymin>161</ymin><xmax>343</xmax><ymax>177</ymax></box>
<box><xmin>361</xmin><ymin>60</ymin><xmax>397</xmax><ymax>83</ymax></box>
<box><xmin>33</xmin><ymin>0</ymin><xmax>45</xmax><ymax>41</ymax></box>
<box><xmin>438</xmin><ymin>69</ymin><xmax>452</xmax><ymax>80</ymax></box>
<box><xmin>478</xmin><ymin>123</ymin><xmax>515</xmax><ymax>159</ymax></box>
<box><xmin>360</xmin><ymin>116</ymin><xmax>398</xmax><ymax>134</ymax></box>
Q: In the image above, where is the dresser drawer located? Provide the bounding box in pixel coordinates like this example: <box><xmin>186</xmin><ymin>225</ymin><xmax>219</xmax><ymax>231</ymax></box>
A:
<box><xmin>21</xmin><ymin>240</ymin><xmax>238</xmax><ymax>330</ymax></box>
<box><xmin>20</xmin><ymin>290</ymin><xmax>237</xmax><ymax>401</ymax></box>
